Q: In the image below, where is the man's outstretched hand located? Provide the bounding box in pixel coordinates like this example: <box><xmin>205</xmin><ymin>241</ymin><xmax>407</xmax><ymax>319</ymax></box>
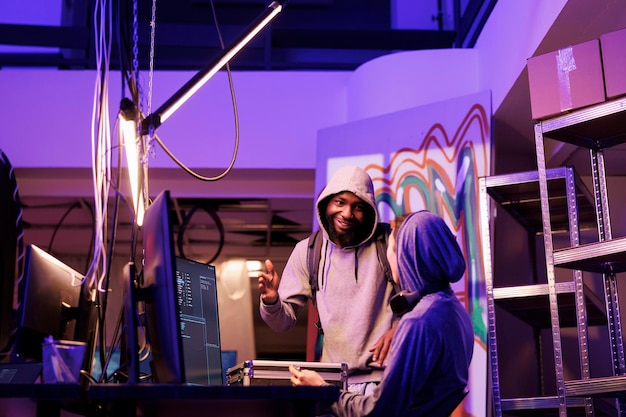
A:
<box><xmin>258</xmin><ymin>259</ymin><xmax>280</xmax><ymax>305</ymax></box>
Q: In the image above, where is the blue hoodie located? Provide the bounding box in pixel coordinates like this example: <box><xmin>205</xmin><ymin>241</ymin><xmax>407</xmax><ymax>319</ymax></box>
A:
<box><xmin>329</xmin><ymin>211</ymin><xmax>474</xmax><ymax>417</ymax></box>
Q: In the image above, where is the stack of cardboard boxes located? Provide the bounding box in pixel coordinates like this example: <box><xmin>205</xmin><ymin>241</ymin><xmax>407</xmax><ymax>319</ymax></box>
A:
<box><xmin>527</xmin><ymin>27</ymin><xmax>626</xmax><ymax>120</ymax></box>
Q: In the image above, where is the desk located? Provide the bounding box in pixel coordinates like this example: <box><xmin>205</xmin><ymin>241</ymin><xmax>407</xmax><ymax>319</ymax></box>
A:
<box><xmin>0</xmin><ymin>384</ymin><xmax>339</xmax><ymax>417</ymax></box>
<box><xmin>0</xmin><ymin>384</ymin><xmax>82</xmax><ymax>417</ymax></box>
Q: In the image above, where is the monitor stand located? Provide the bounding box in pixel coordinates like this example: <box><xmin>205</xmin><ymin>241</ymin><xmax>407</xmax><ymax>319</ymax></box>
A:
<box><xmin>123</xmin><ymin>262</ymin><xmax>140</xmax><ymax>384</ymax></box>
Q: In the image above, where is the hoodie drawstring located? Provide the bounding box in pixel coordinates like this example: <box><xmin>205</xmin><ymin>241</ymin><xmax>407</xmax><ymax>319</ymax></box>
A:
<box><xmin>321</xmin><ymin>239</ymin><xmax>328</xmax><ymax>288</ymax></box>
<box><xmin>354</xmin><ymin>248</ymin><xmax>359</xmax><ymax>282</ymax></box>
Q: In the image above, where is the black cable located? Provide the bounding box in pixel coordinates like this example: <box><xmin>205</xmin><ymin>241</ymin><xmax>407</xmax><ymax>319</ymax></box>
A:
<box><xmin>177</xmin><ymin>205</ymin><xmax>225</xmax><ymax>264</ymax></box>
<box><xmin>99</xmin><ymin>303</ymin><xmax>125</xmax><ymax>383</ymax></box>
<box><xmin>145</xmin><ymin>0</ymin><xmax>241</xmax><ymax>184</ymax></box>
<box><xmin>47</xmin><ymin>202</ymin><xmax>82</xmax><ymax>255</ymax></box>
<box><xmin>96</xmin><ymin>189</ymin><xmax>120</xmax><ymax>377</ymax></box>
<box><xmin>83</xmin><ymin>199</ymin><xmax>96</xmax><ymax>274</ymax></box>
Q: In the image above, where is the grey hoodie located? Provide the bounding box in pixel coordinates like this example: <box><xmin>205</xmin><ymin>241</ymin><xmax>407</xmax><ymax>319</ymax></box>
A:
<box><xmin>260</xmin><ymin>166</ymin><xmax>396</xmax><ymax>383</ymax></box>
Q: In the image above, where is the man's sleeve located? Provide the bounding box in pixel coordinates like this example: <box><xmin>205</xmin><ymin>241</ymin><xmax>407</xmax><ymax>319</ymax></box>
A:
<box><xmin>259</xmin><ymin>239</ymin><xmax>312</xmax><ymax>332</ymax></box>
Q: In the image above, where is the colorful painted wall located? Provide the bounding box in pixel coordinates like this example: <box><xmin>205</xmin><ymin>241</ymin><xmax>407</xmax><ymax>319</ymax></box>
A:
<box><xmin>315</xmin><ymin>91</ymin><xmax>491</xmax><ymax>416</ymax></box>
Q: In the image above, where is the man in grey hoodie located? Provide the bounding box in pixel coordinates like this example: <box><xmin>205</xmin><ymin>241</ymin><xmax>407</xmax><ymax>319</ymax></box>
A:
<box><xmin>258</xmin><ymin>165</ymin><xmax>398</xmax><ymax>391</ymax></box>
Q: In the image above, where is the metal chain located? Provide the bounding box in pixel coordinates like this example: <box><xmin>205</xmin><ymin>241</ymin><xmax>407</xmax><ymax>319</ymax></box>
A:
<box><xmin>132</xmin><ymin>0</ymin><xmax>140</xmax><ymax>106</ymax></box>
<box><xmin>145</xmin><ymin>0</ymin><xmax>158</xmax><ymax>162</ymax></box>
<box><xmin>148</xmin><ymin>0</ymin><xmax>157</xmax><ymax>116</ymax></box>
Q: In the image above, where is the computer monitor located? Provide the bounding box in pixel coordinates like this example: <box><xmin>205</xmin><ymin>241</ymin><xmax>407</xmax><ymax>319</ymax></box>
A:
<box><xmin>175</xmin><ymin>257</ymin><xmax>223</xmax><ymax>386</ymax></box>
<box><xmin>13</xmin><ymin>244</ymin><xmax>85</xmax><ymax>361</ymax></box>
<box><xmin>137</xmin><ymin>189</ymin><xmax>223</xmax><ymax>385</ymax></box>
<box><xmin>0</xmin><ymin>151</ymin><xmax>21</xmax><ymax>360</ymax></box>
<box><xmin>140</xmin><ymin>189</ymin><xmax>182</xmax><ymax>383</ymax></box>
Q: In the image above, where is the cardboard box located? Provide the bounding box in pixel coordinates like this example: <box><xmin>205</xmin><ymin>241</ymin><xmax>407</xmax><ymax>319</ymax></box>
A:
<box><xmin>601</xmin><ymin>27</ymin><xmax>626</xmax><ymax>99</ymax></box>
<box><xmin>527</xmin><ymin>39</ymin><xmax>606</xmax><ymax>120</ymax></box>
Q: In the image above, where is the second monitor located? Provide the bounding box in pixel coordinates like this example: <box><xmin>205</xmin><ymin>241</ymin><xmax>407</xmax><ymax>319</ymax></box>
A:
<box><xmin>14</xmin><ymin>244</ymin><xmax>94</xmax><ymax>363</ymax></box>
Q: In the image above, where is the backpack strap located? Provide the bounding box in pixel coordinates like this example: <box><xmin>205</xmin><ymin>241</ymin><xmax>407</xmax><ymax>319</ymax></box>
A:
<box><xmin>374</xmin><ymin>223</ymin><xmax>401</xmax><ymax>296</ymax></box>
<box><xmin>307</xmin><ymin>230</ymin><xmax>324</xmax><ymax>334</ymax></box>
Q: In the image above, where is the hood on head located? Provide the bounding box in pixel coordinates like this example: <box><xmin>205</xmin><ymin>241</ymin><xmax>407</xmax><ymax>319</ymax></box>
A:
<box><xmin>395</xmin><ymin>210</ymin><xmax>465</xmax><ymax>294</ymax></box>
<box><xmin>316</xmin><ymin>165</ymin><xmax>378</xmax><ymax>246</ymax></box>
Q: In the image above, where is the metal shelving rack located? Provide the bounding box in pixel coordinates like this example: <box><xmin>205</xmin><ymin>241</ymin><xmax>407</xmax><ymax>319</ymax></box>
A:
<box><xmin>534</xmin><ymin>96</ymin><xmax>626</xmax><ymax>416</ymax></box>
<box><xmin>480</xmin><ymin>167</ymin><xmax>606</xmax><ymax>417</ymax></box>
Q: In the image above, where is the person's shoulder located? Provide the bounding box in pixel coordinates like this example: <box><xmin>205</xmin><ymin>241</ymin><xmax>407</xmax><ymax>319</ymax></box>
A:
<box><xmin>408</xmin><ymin>297</ymin><xmax>461</xmax><ymax>325</ymax></box>
<box><xmin>294</xmin><ymin>237</ymin><xmax>313</xmax><ymax>251</ymax></box>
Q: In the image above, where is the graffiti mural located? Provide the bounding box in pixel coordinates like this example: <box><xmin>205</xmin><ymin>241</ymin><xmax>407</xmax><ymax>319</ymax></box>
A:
<box><xmin>316</xmin><ymin>91</ymin><xmax>491</xmax><ymax>416</ymax></box>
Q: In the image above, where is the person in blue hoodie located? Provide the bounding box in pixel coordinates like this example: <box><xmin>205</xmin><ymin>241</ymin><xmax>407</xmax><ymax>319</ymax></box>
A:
<box><xmin>289</xmin><ymin>210</ymin><xmax>475</xmax><ymax>417</ymax></box>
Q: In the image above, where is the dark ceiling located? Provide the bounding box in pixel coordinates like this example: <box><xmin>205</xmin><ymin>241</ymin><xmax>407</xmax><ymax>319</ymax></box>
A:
<box><xmin>1</xmin><ymin>0</ymin><xmax>497</xmax><ymax>264</ymax></box>
<box><xmin>0</xmin><ymin>0</ymin><xmax>495</xmax><ymax>71</ymax></box>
